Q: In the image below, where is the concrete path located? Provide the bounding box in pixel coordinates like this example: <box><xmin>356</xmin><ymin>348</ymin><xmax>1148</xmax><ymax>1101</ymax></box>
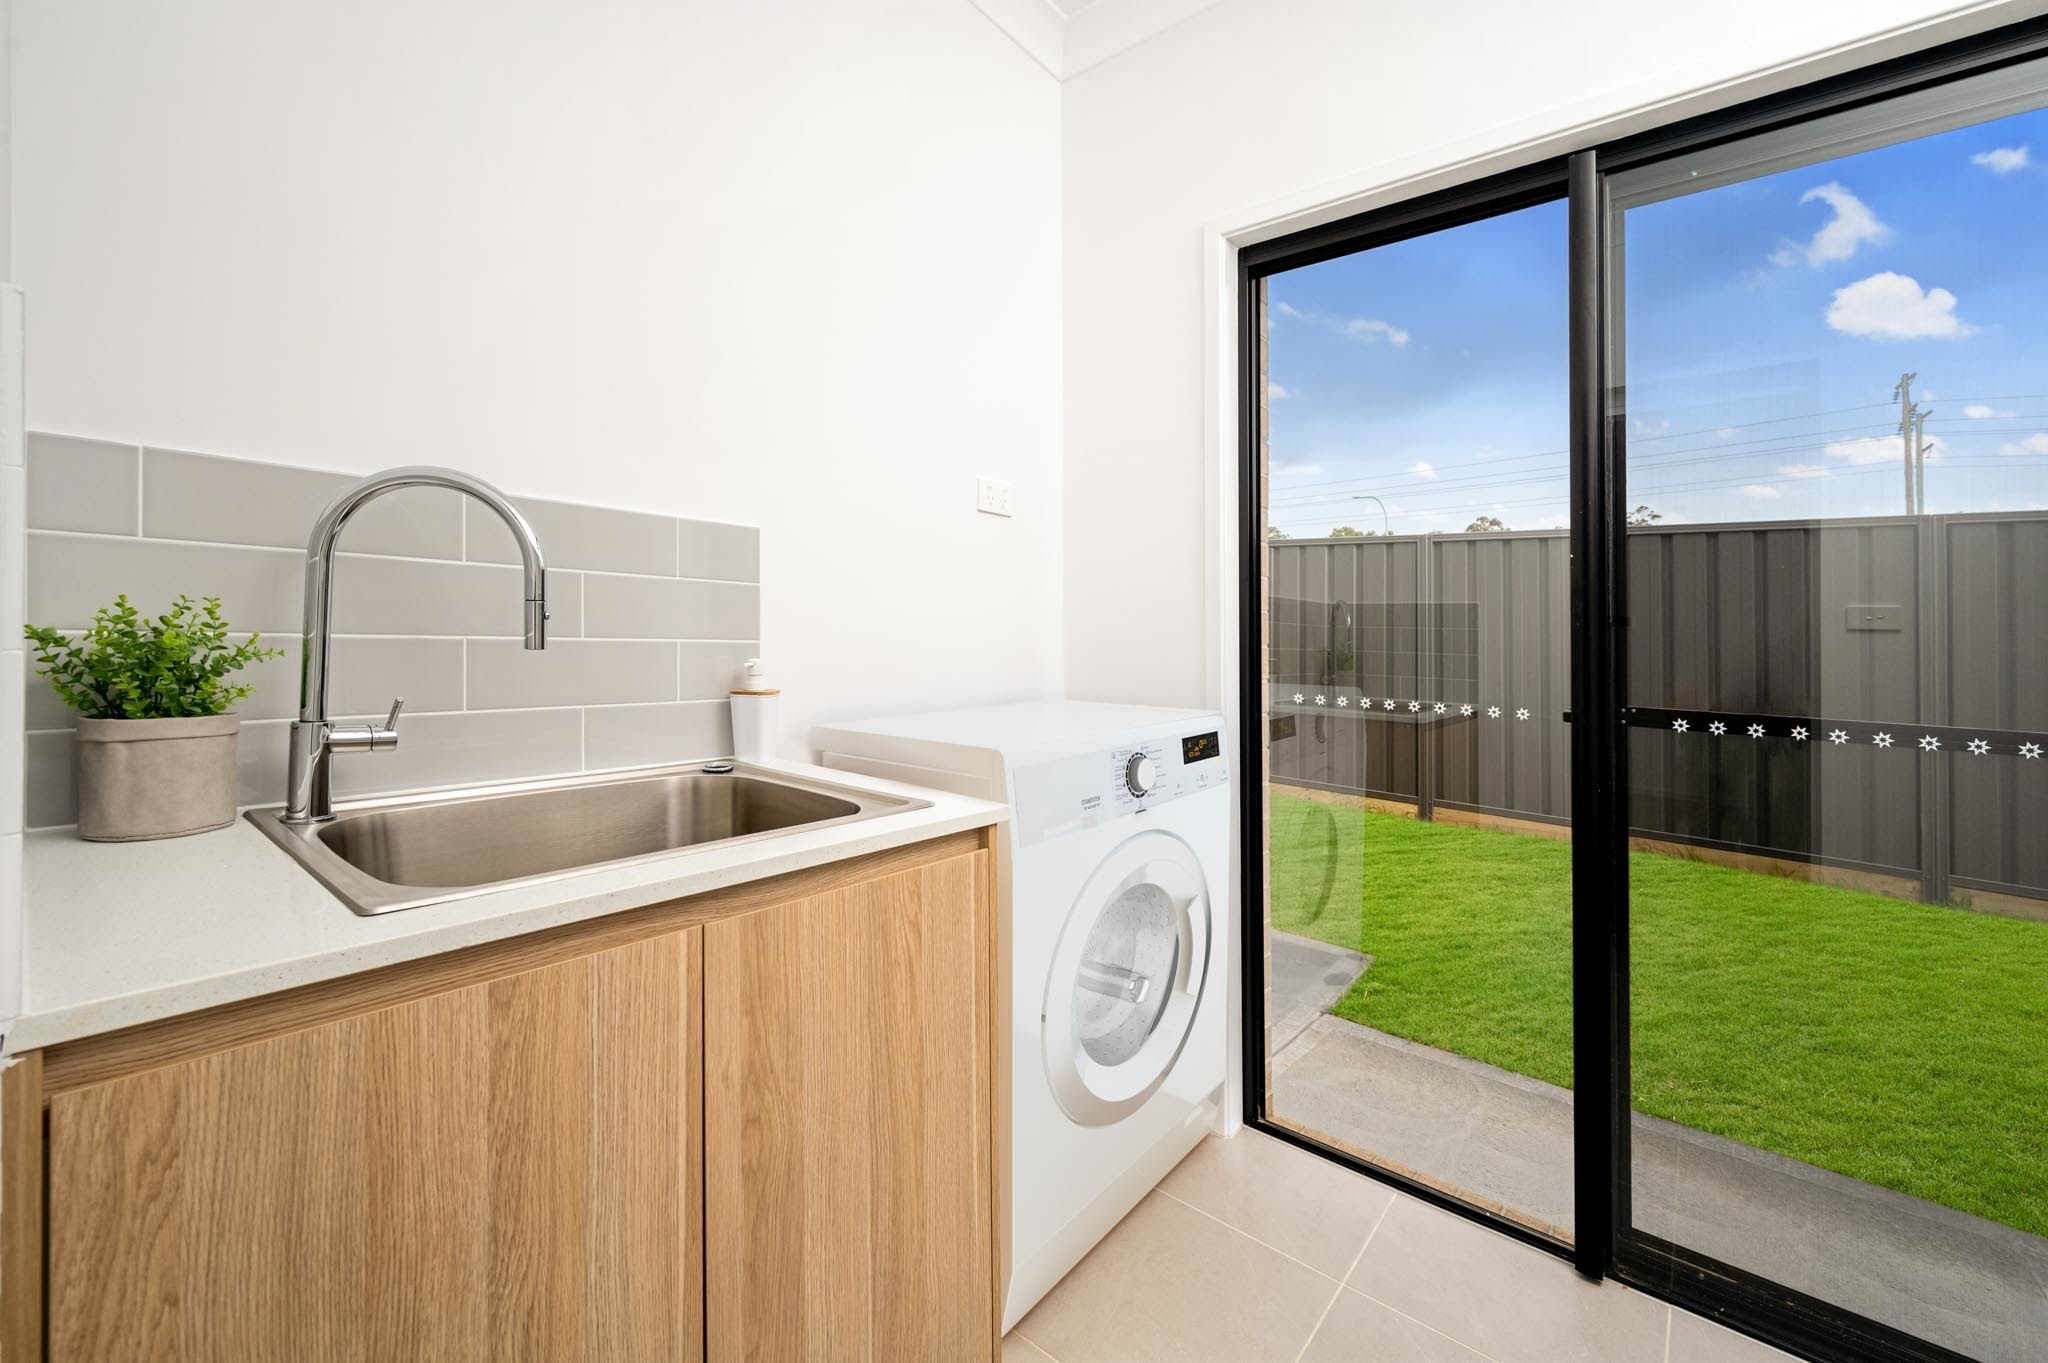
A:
<box><xmin>1271</xmin><ymin>1013</ymin><xmax>2048</xmax><ymax>1363</ymax></box>
<box><xmin>1266</xmin><ymin>930</ymin><xmax>1368</xmax><ymax>1054</ymax></box>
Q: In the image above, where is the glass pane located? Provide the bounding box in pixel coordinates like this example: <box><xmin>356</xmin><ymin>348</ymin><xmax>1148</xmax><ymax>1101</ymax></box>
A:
<box><xmin>1257</xmin><ymin>200</ymin><xmax>1575</xmax><ymax>1239</ymax></box>
<box><xmin>1613</xmin><ymin>61</ymin><xmax>2048</xmax><ymax>1361</ymax></box>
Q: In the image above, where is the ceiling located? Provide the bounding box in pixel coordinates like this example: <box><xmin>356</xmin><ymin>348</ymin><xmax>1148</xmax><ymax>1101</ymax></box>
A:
<box><xmin>970</xmin><ymin>0</ymin><xmax>1223</xmax><ymax>79</ymax></box>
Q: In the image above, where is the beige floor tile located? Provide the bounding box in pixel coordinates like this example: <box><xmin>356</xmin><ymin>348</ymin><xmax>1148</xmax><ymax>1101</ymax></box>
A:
<box><xmin>1016</xmin><ymin>1191</ymin><xmax>1337</xmax><ymax>1363</ymax></box>
<box><xmin>1159</xmin><ymin>1130</ymin><xmax>1396</xmax><ymax>1279</ymax></box>
<box><xmin>1003</xmin><ymin>1330</ymin><xmax>1060</xmax><ymax>1362</ymax></box>
<box><xmin>1299</xmin><ymin>1288</ymin><xmax>1492</xmax><ymax>1362</ymax></box>
<box><xmin>1349</xmin><ymin>1197</ymin><xmax>1670</xmax><ymax>1362</ymax></box>
<box><xmin>1667</xmin><ymin>1311</ymin><xmax>1799</xmax><ymax>1362</ymax></box>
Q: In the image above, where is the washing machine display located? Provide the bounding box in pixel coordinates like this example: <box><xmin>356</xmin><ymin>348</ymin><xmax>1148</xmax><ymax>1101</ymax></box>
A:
<box><xmin>1041</xmin><ymin>829</ymin><xmax>1211</xmax><ymax>1127</ymax></box>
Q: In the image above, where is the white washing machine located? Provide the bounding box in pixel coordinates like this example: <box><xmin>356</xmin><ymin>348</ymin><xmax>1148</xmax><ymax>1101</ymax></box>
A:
<box><xmin>814</xmin><ymin>702</ymin><xmax>1230</xmax><ymax>1330</ymax></box>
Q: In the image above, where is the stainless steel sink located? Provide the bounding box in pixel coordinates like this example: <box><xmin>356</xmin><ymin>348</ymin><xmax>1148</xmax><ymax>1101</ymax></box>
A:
<box><xmin>248</xmin><ymin>762</ymin><xmax>929</xmax><ymax>915</ymax></box>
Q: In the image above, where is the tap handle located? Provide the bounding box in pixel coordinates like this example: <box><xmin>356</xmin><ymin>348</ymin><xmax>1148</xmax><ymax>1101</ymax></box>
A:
<box><xmin>384</xmin><ymin>697</ymin><xmax>406</xmax><ymax>733</ymax></box>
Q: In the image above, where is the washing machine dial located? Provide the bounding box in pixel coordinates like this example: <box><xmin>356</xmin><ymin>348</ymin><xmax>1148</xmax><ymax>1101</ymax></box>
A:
<box><xmin>1123</xmin><ymin>752</ymin><xmax>1158</xmax><ymax>798</ymax></box>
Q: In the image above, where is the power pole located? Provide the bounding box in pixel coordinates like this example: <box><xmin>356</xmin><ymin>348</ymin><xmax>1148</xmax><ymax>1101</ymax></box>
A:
<box><xmin>1893</xmin><ymin>372</ymin><xmax>1920</xmax><ymax>515</ymax></box>
<box><xmin>1914</xmin><ymin>407</ymin><xmax>1931</xmax><ymax>514</ymax></box>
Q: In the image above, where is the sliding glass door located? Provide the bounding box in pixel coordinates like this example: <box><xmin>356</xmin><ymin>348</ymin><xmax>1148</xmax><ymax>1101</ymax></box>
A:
<box><xmin>1607</xmin><ymin>54</ymin><xmax>2048</xmax><ymax>1363</ymax></box>
<box><xmin>1240</xmin><ymin>19</ymin><xmax>2048</xmax><ymax>1363</ymax></box>
<box><xmin>1250</xmin><ymin>189</ymin><xmax>1578</xmax><ymax>1244</ymax></box>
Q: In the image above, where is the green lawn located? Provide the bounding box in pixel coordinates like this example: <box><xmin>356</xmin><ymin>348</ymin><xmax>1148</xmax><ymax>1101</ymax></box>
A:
<box><xmin>1268</xmin><ymin>791</ymin><xmax>2048</xmax><ymax>1238</ymax></box>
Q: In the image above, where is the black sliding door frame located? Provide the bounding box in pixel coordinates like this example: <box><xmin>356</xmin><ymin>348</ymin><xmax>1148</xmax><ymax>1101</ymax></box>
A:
<box><xmin>1237</xmin><ymin>13</ymin><xmax>2048</xmax><ymax>1363</ymax></box>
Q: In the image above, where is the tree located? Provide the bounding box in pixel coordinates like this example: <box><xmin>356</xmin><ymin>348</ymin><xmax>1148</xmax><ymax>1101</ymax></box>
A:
<box><xmin>1328</xmin><ymin>525</ymin><xmax>1365</xmax><ymax>538</ymax></box>
<box><xmin>1267</xmin><ymin>527</ymin><xmax>1291</xmax><ymax>539</ymax></box>
<box><xmin>1626</xmin><ymin>505</ymin><xmax>1663</xmax><ymax>527</ymax></box>
<box><xmin>1466</xmin><ymin>515</ymin><xmax>1507</xmax><ymax>533</ymax></box>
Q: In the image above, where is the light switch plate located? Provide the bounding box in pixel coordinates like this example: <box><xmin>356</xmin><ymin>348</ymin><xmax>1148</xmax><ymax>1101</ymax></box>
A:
<box><xmin>976</xmin><ymin>477</ymin><xmax>1013</xmax><ymax>518</ymax></box>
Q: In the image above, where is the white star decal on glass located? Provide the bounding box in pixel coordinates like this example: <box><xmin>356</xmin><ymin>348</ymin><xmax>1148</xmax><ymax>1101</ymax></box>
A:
<box><xmin>1918</xmin><ymin>734</ymin><xmax>1940</xmax><ymax>752</ymax></box>
<box><xmin>1708</xmin><ymin>721</ymin><xmax>1727</xmax><ymax>736</ymax></box>
<box><xmin>1829</xmin><ymin>729</ymin><xmax>1850</xmax><ymax>745</ymax></box>
<box><xmin>1487</xmin><ymin>706</ymin><xmax>1501</xmax><ymax>719</ymax></box>
<box><xmin>1872</xmin><ymin>732</ymin><xmax>1894</xmax><ymax>748</ymax></box>
<box><xmin>1460</xmin><ymin>704</ymin><xmax>1474</xmax><ymax>717</ymax></box>
<box><xmin>1747</xmin><ymin>723</ymin><xmax>1765</xmax><ymax>739</ymax></box>
<box><xmin>1408</xmin><ymin>700</ymin><xmax>1421</xmax><ymax>713</ymax></box>
<box><xmin>1384</xmin><ymin>699</ymin><xmax>1397</xmax><ymax>711</ymax></box>
<box><xmin>1515</xmin><ymin>707</ymin><xmax>1530</xmax><ymax>721</ymax></box>
<box><xmin>1672</xmin><ymin>718</ymin><xmax>1689</xmax><ymax>733</ymax></box>
<box><xmin>2022</xmin><ymin>742</ymin><xmax>2043</xmax><ymax>760</ymax></box>
<box><xmin>1791</xmin><ymin>726</ymin><xmax>1809</xmax><ymax>741</ymax></box>
<box><xmin>1336</xmin><ymin>696</ymin><xmax>1349</xmax><ymax>708</ymax></box>
<box><xmin>1292</xmin><ymin>693</ymin><xmax>1304</xmax><ymax>704</ymax></box>
<box><xmin>1968</xmin><ymin>738</ymin><xmax>1990</xmax><ymax>756</ymax></box>
<box><xmin>1314</xmin><ymin>694</ymin><xmax>1326</xmax><ymax>706</ymax></box>
<box><xmin>1434</xmin><ymin>702</ymin><xmax>1447</xmax><ymax>714</ymax></box>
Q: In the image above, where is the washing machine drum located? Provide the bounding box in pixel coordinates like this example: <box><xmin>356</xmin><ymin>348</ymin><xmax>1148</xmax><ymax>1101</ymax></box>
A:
<box><xmin>1042</xmin><ymin>829</ymin><xmax>1212</xmax><ymax>1127</ymax></box>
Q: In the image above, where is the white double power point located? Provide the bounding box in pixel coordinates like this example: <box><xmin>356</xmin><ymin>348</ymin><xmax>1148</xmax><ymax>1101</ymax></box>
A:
<box><xmin>976</xmin><ymin>476</ymin><xmax>1014</xmax><ymax>517</ymax></box>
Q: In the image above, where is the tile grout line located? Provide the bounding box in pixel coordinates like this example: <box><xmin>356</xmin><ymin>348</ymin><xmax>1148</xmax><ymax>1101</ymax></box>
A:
<box><xmin>1330</xmin><ymin>1194</ymin><xmax>1516</xmax><ymax>1363</ymax></box>
<box><xmin>26</xmin><ymin>526</ymin><xmax>760</xmax><ymax>586</ymax></box>
<box><xmin>1292</xmin><ymin>1200</ymin><xmax>1389</xmax><ymax>1363</ymax></box>
<box><xmin>1151</xmin><ymin>1186</ymin><xmax>1350</xmax><ymax>1287</ymax></box>
<box><xmin>1663</xmin><ymin>1305</ymin><xmax>1674</xmax><ymax>1363</ymax></box>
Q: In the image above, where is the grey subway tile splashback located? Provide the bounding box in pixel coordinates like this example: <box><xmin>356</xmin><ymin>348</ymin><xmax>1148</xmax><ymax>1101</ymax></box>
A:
<box><xmin>583</xmin><ymin>702</ymin><xmax>734</xmax><ymax>773</ymax></box>
<box><xmin>328</xmin><ymin>555</ymin><xmax>583</xmax><ymax>638</ymax></box>
<box><xmin>677</xmin><ymin>519</ymin><xmax>761</xmax><ymax>583</ymax></box>
<box><xmin>143</xmin><ymin>448</ymin><xmax>465</xmax><ymax>558</ymax></box>
<box><xmin>25</xmin><ymin>635</ymin><xmax>463</xmax><ymax>731</ymax></box>
<box><xmin>583</xmin><ymin>575</ymin><xmax>758</xmax><ymax>640</ymax></box>
<box><xmin>21</xmin><ymin>433</ymin><xmax>755</xmax><ymax>827</ymax></box>
<box><xmin>465</xmin><ymin>639</ymin><xmax>676</xmax><ymax>711</ymax></box>
<box><xmin>679</xmin><ymin>642</ymin><xmax>756</xmax><ymax>700</ymax></box>
<box><xmin>326</xmin><ymin>708</ymin><xmax>585</xmax><ymax>799</ymax></box>
<box><xmin>28</xmin><ymin>533</ymin><xmax>303</xmax><ymax>634</ymax></box>
<box><xmin>26</xmin><ymin>434</ymin><xmax>139</xmax><ymax>535</ymax></box>
<box><xmin>466</xmin><ymin>495</ymin><xmax>678</xmax><ymax>578</ymax></box>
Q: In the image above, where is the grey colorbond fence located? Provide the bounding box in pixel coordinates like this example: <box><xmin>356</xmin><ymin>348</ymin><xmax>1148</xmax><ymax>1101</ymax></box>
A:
<box><xmin>1267</xmin><ymin>512</ymin><xmax>2048</xmax><ymax>906</ymax></box>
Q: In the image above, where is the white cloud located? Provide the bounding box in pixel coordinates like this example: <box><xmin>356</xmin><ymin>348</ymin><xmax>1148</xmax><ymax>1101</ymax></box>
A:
<box><xmin>1964</xmin><ymin>403</ymin><xmax>2014</xmax><ymax>419</ymax></box>
<box><xmin>1270</xmin><ymin>461</ymin><xmax>1321</xmax><ymax>478</ymax></box>
<box><xmin>1825</xmin><ymin>434</ymin><xmax>1948</xmax><ymax>465</ymax></box>
<box><xmin>1997</xmin><ymin>434</ymin><xmax>2048</xmax><ymax>456</ymax></box>
<box><xmin>1824</xmin><ymin>435</ymin><xmax>1901</xmax><ymax>465</ymax></box>
<box><xmin>1716</xmin><ymin>428</ymin><xmax>1739</xmax><ymax>441</ymax></box>
<box><xmin>1408</xmin><ymin>461</ymin><xmax>1438</xmax><ymax>480</ymax></box>
<box><xmin>1825</xmin><ymin>272</ymin><xmax>1973</xmax><ymax>340</ymax></box>
<box><xmin>1278</xmin><ymin>301</ymin><xmax>1410</xmax><ymax>348</ymax></box>
<box><xmin>1342</xmin><ymin>318</ymin><xmax>1410</xmax><ymax>347</ymax></box>
<box><xmin>1267</xmin><ymin>381</ymin><xmax>1291</xmax><ymax>400</ymax></box>
<box><xmin>1739</xmin><ymin>485</ymin><xmax>1781</xmax><ymax>499</ymax></box>
<box><xmin>1777</xmin><ymin>463</ymin><xmax>1830</xmax><ymax>479</ymax></box>
<box><xmin>1972</xmin><ymin>146</ymin><xmax>2030</xmax><ymax>175</ymax></box>
<box><xmin>1632</xmin><ymin>417</ymin><xmax>1672</xmax><ymax>437</ymax></box>
<box><xmin>1771</xmin><ymin>182</ymin><xmax>1887</xmax><ymax>267</ymax></box>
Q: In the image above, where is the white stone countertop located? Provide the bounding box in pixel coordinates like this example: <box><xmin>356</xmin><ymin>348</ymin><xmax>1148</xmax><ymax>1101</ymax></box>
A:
<box><xmin>7</xmin><ymin>760</ymin><xmax>1006</xmax><ymax>1054</ymax></box>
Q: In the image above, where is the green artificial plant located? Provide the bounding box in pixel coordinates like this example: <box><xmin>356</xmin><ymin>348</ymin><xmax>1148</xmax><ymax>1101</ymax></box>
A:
<box><xmin>24</xmin><ymin>594</ymin><xmax>285</xmax><ymax>720</ymax></box>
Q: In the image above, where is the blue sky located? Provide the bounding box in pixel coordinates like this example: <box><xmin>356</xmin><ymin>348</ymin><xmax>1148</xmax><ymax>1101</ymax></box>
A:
<box><xmin>1265</xmin><ymin>105</ymin><xmax>2048</xmax><ymax>538</ymax></box>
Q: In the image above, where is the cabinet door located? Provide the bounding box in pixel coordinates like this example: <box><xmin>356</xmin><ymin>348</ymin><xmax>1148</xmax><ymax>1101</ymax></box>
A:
<box><xmin>46</xmin><ymin>928</ymin><xmax>703</xmax><ymax>1363</ymax></box>
<box><xmin>705</xmin><ymin>848</ymin><xmax>994</xmax><ymax>1363</ymax></box>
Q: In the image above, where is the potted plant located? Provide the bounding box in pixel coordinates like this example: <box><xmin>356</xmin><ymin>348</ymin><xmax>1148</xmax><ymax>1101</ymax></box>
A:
<box><xmin>25</xmin><ymin>595</ymin><xmax>284</xmax><ymax>841</ymax></box>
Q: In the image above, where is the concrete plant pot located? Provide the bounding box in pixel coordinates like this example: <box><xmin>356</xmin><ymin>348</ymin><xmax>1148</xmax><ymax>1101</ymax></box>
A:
<box><xmin>74</xmin><ymin>713</ymin><xmax>241</xmax><ymax>841</ymax></box>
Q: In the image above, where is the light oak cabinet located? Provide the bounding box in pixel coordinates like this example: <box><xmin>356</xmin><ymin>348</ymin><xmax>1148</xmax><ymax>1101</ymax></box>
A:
<box><xmin>2</xmin><ymin>829</ymin><xmax>996</xmax><ymax>1363</ymax></box>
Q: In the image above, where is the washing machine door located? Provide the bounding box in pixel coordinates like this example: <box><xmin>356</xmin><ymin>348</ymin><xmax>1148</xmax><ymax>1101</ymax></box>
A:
<box><xmin>1041</xmin><ymin>828</ymin><xmax>1212</xmax><ymax>1127</ymax></box>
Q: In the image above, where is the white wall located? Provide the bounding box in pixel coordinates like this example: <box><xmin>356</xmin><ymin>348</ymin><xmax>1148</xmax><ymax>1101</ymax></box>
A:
<box><xmin>12</xmin><ymin>0</ymin><xmax>1065</xmax><ymax>754</ymax></box>
<box><xmin>1060</xmin><ymin>0</ymin><xmax>2041</xmax><ymax>706</ymax></box>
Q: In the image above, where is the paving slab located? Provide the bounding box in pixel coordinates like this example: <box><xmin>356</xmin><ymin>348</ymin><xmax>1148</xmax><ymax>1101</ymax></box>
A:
<box><xmin>1270</xmin><ymin>1013</ymin><xmax>2048</xmax><ymax>1363</ymax></box>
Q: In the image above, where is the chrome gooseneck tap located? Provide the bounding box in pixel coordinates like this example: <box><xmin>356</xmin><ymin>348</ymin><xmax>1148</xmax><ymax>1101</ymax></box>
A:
<box><xmin>284</xmin><ymin>467</ymin><xmax>547</xmax><ymax>824</ymax></box>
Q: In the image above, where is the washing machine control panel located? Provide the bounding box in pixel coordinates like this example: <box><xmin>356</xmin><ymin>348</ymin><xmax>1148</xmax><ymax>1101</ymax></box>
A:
<box><xmin>1011</xmin><ymin>725</ymin><xmax>1229</xmax><ymax>846</ymax></box>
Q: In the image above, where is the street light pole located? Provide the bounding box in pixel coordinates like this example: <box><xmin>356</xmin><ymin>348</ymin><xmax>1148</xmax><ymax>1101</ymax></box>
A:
<box><xmin>1351</xmin><ymin>494</ymin><xmax>1391</xmax><ymax>536</ymax></box>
